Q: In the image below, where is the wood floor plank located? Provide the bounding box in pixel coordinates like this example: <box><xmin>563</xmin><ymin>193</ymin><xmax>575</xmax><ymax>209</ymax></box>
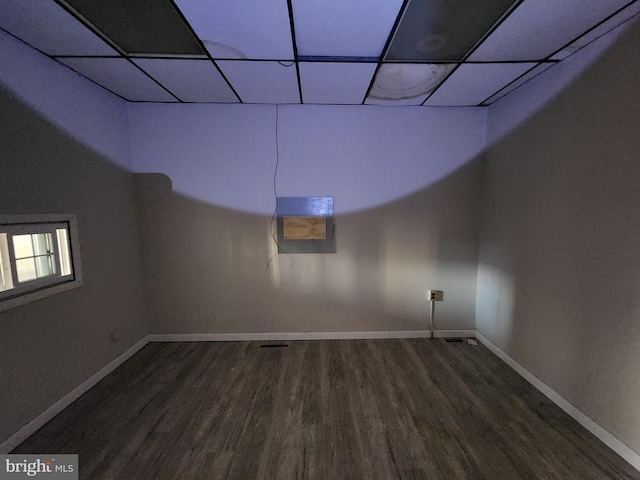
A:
<box><xmin>11</xmin><ymin>339</ymin><xmax>640</xmax><ymax>480</ymax></box>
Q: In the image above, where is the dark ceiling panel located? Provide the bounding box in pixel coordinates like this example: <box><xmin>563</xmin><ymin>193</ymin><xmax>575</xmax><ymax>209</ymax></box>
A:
<box><xmin>62</xmin><ymin>0</ymin><xmax>204</xmax><ymax>55</ymax></box>
<box><xmin>385</xmin><ymin>0</ymin><xmax>520</xmax><ymax>61</ymax></box>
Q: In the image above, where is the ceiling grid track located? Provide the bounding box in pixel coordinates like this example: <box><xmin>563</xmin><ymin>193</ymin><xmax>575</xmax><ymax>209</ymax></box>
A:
<box><xmin>54</xmin><ymin>0</ymin><xmax>182</xmax><ymax>102</ymax></box>
<box><xmin>420</xmin><ymin>0</ymin><xmax>526</xmax><ymax>106</ymax></box>
<box><xmin>286</xmin><ymin>0</ymin><xmax>303</xmax><ymax>104</ymax></box>
<box><xmin>2</xmin><ymin>0</ymin><xmax>637</xmax><ymax>106</ymax></box>
<box><xmin>361</xmin><ymin>0</ymin><xmax>412</xmax><ymax>105</ymax></box>
<box><xmin>169</xmin><ymin>0</ymin><xmax>243</xmax><ymax>103</ymax></box>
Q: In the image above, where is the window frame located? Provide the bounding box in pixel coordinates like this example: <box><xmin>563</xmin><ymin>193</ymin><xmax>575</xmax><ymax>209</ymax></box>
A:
<box><xmin>0</xmin><ymin>214</ymin><xmax>83</xmax><ymax>312</ymax></box>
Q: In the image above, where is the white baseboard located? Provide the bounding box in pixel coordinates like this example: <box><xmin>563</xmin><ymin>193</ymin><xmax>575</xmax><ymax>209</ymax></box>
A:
<box><xmin>475</xmin><ymin>332</ymin><xmax>640</xmax><ymax>472</ymax></box>
<box><xmin>147</xmin><ymin>330</ymin><xmax>476</xmax><ymax>343</ymax></box>
<box><xmin>0</xmin><ymin>335</ymin><xmax>150</xmax><ymax>454</ymax></box>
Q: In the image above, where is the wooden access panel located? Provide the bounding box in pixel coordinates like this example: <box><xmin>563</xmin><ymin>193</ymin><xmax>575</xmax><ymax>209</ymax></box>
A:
<box><xmin>283</xmin><ymin>216</ymin><xmax>326</xmax><ymax>240</ymax></box>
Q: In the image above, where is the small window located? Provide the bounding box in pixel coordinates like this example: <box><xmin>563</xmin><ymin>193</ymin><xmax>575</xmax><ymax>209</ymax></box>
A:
<box><xmin>0</xmin><ymin>214</ymin><xmax>82</xmax><ymax>312</ymax></box>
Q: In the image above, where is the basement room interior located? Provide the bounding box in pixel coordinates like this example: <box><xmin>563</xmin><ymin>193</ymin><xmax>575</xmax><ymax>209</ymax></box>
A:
<box><xmin>1</xmin><ymin>0</ymin><xmax>640</xmax><ymax>478</ymax></box>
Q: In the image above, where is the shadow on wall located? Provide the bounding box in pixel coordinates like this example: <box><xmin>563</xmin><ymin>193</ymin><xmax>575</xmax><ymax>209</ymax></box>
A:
<box><xmin>134</xmin><ymin>157</ymin><xmax>482</xmax><ymax>336</ymax></box>
<box><xmin>0</xmin><ymin>85</ymin><xmax>149</xmax><ymax>446</ymax></box>
<box><xmin>0</xmin><ymin>85</ymin><xmax>149</xmax><ymax>360</ymax></box>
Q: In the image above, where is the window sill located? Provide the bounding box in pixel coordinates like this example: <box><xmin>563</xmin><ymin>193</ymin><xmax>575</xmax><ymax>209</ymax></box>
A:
<box><xmin>0</xmin><ymin>277</ymin><xmax>84</xmax><ymax>313</ymax></box>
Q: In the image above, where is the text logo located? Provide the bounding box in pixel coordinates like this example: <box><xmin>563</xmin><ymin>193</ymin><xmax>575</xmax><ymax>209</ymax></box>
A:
<box><xmin>0</xmin><ymin>455</ymin><xmax>77</xmax><ymax>480</ymax></box>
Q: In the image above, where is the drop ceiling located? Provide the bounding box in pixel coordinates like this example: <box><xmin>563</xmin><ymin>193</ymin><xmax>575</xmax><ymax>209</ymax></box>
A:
<box><xmin>1</xmin><ymin>0</ymin><xmax>638</xmax><ymax>106</ymax></box>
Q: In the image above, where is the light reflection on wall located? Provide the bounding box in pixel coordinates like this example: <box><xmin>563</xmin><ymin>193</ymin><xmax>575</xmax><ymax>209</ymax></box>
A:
<box><xmin>380</xmin><ymin>213</ymin><xmax>439</xmax><ymax>319</ymax></box>
<box><xmin>266</xmin><ymin>228</ymin><xmax>281</xmax><ymax>288</ymax></box>
<box><xmin>263</xmin><ymin>193</ymin><xmax>480</xmax><ymax>331</ymax></box>
<box><xmin>128</xmin><ymin>103</ymin><xmax>487</xmax><ymax>216</ymax></box>
<box><xmin>325</xmin><ymin>254</ymin><xmax>359</xmax><ymax>304</ymax></box>
<box><xmin>475</xmin><ymin>262</ymin><xmax>515</xmax><ymax>349</ymax></box>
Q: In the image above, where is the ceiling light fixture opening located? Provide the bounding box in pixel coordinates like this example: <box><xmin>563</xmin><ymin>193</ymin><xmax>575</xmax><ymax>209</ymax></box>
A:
<box><xmin>202</xmin><ymin>40</ymin><xmax>248</xmax><ymax>59</ymax></box>
<box><xmin>369</xmin><ymin>63</ymin><xmax>455</xmax><ymax>100</ymax></box>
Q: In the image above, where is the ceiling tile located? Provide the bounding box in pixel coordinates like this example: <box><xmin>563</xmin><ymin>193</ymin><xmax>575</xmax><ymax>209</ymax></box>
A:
<box><xmin>58</xmin><ymin>57</ymin><xmax>178</xmax><ymax>102</ymax></box>
<box><xmin>299</xmin><ymin>62</ymin><xmax>377</xmax><ymax>104</ymax></box>
<box><xmin>217</xmin><ymin>61</ymin><xmax>299</xmax><ymax>104</ymax></box>
<box><xmin>293</xmin><ymin>0</ymin><xmax>405</xmax><ymax>57</ymax></box>
<box><xmin>551</xmin><ymin>2</ymin><xmax>640</xmax><ymax>60</ymax></box>
<box><xmin>385</xmin><ymin>0</ymin><xmax>519</xmax><ymax>61</ymax></box>
<box><xmin>468</xmin><ymin>0</ymin><xmax>632</xmax><ymax>61</ymax></box>
<box><xmin>132</xmin><ymin>59</ymin><xmax>238</xmax><ymax>102</ymax></box>
<box><xmin>424</xmin><ymin>63</ymin><xmax>536</xmax><ymax>106</ymax></box>
<box><xmin>0</xmin><ymin>0</ymin><xmax>118</xmax><ymax>56</ymax></box>
<box><xmin>481</xmin><ymin>63</ymin><xmax>555</xmax><ymax>104</ymax></box>
<box><xmin>365</xmin><ymin>63</ymin><xmax>456</xmax><ymax>105</ymax></box>
<box><xmin>174</xmin><ymin>0</ymin><xmax>293</xmax><ymax>59</ymax></box>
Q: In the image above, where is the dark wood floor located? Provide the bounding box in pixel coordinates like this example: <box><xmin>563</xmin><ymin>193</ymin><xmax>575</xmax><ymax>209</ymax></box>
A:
<box><xmin>13</xmin><ymin>339</ymin><xmax>640</xmax><ymax>479</ymax></box>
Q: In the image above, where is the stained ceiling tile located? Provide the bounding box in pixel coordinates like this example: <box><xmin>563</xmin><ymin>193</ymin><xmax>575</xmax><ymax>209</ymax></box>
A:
<box><xmin>293</xmin><ymin>0</ymin><xmax>405</xmax><ymax>57</ymax></box>
<box><xmin>386</xmin><ymin>0</ymin><xmax>519</xmax><ymax>61</ymax></box>
<box><xmin>132</xmin><ymin>59</ymin><xmax>238</xmax><ymax>102</ymax></box>
<box><xmin>424</xmin><ymin>63</ymin><xmax>537</xmax><ymax>106</ymax></box>
<box><xmin>468</xmin><ymin>0</ymin><xmax>632</xmax><ymax>61</ymax></box>
<box><xmin>0</xmin><ymin>0</ymin><xmax>118</xmax><ymax>56</ymax></box>
<box><xmin>299</xmin><ymin>62</ymin><xmax>377</xmax><ymax>104</ymax></box>
<box><xmin>174</xmin><ymin>0</ymin><xmax>293</xmax><ymax>59</ymax></box>
<box><xmin>365</xmin><ymin>63</ymin><xmax>456</xmax><ymax>104</ymax></box>
<box><xmin>58</xmin><ymin>57</ymin><xmax>178</xmax><ymax>102</ymax></box>
<box><xmin>217</xmin><ymin>61</ymin><xmax>300</xmax><ymax>104</ymax></box>
<box><xmin>365</xmin><ymin>95</ymin><xmax>429</xmax><ymax>106</ymax></box>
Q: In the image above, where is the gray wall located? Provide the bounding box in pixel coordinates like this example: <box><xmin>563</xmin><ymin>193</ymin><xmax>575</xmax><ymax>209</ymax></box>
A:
<box><xmin>477</xmin><ymin>19</ymin><xmax>640</xmax><ymax>453</ymax></box>
<box><xmin>0</xmin><ymin>37</ymin><xmax>149</xmax><ymax>444</ymax></box>
<box><xmin>129</xmin><ymin>103</ymin><xmax>486</xmax><ymax>337</ymax></box>
<box><xmin>129</xmin><ymin>104</ymin><xmax>486</xmax><ymax>334</ymax></box>
<box><xmin>134</xmin><ymin>150</ymin><xmax>483</xmax><ymax>335</ymax></box>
